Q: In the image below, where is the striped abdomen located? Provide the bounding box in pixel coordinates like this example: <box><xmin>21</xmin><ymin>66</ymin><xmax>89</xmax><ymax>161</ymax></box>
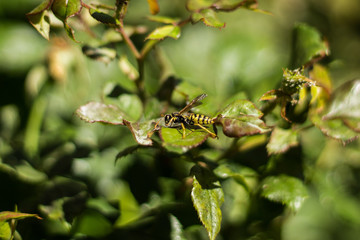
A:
<box><xmin>187</xmin><ymin>113</ymin><xmax>214</xmax><ymax>125</ymax></box>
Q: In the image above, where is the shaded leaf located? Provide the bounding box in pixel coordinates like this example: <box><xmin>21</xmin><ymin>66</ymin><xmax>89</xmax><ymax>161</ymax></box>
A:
<box><xmin>0</xmin><ymin>211</ymin><xmax>42</xmax><ymax>222</ymax></box>
<box><xmin>170</xmin><ymin>214</ymin><xmax>186</xmax><ymax>240</ymax></box>
<box><xmin>123</xmin><ymin>120</ymin><xmax>154</xmax><ymax>146</ymax></box>
<box><xmin>71</xmin><ymin>209</ymin><xmax>112</xmax><ymax>238</ymax></box>
<box><xmin>214</xmin><ymin>164</ymin><xmax>249</xmax><ymax>191</ymax></box>
<box><xmin>146</xmin><ymin>0</ymin><xmax>160</xmax><ymax>15</ymax></box>
<box><xmin>291</xmin><ymin>23</ymin><xmax>329</xmax><ymax>68</ymax></box>
<box><xmin>191</xmin><ymin>9</ymin><xmax>226</xmax><ymax>29</ymax></box>
<box><xmin>146</xmin><ymin>25</ymin><xmax>181</xmax><ymax>40</ymax></box>
<box><xmin>266</xmin><ymin>127</ymin><xmax>298</xmax><ymax>155</ymax></box>
<box><xmin>261</xmin><ymin>175</ymin><xmax>308</xmax><ymax>212</ymax></box>
<box><xmin>323</xmin><ymin>79</ymin><xmax>360</xmax><ymax>120</ymax></box>
<box><xmin>115</xmin><ymin>181</ymin><xmax>141</xmax><ymax>226</ymax></box>
<box><xmin>118</xmin><ymin>55</ymin><xmax>139</xmax><ymax>81</ymax></box>
<box><xmin>115</xmin><ymin>94</ymin><xmax>143</xmax><ymax>122</ymax></box>
<box><xmin>191</xmin><ymin>165</ymin><xmax>224</xmax><ymax>240</ymax></box>
<box><xmin>159</xmin><ymin>127</ymin><xmax>211</xmax><ymax>150</ymax></box>
<box><xmin>186</xmin><ymin>0</ymin><xmax>217</xmax><ymax>11</ymax></box>
<box><xmin>82</xmin><ymin>45</ymin><xmax>117</xmax><ymax>63</ymax></box>
<box><xmin>116</xmin><ymin>145</ymin><xmax>147</xmax><ymax>162</ymax></box>
<box><xmin>147</xmin><ymin>15</ymin><xmax>180</xmax><ymax>24</ymax></box>
<box><xmin>89</xmin><ymin>8</ymin><xmax>118</xmax><ymax>26</ymax></box>
<box><xmin>311</xmin><ymin>114</ymin><xmax>359</xmax><ymax>145</ymax></box>
<box><xmin>76</xmin><ymin>102</ymin><xmax>126</xmax><ymax>125</ymax></box>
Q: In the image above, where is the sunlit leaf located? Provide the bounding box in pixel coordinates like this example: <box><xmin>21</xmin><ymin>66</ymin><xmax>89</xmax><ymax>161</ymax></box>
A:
<box><xmin>309</xmin><ymin>64</ymin><xmax>332</xmax><ymax>94</ymax></box>
<box><xmin>51</xmin><ymin>0</ymin><xmax>82</xmax><ymax>21</ymax></box>
<box><xmin>311</xmin><ymin>114</ymin><xmax>359</xmax><ymax>145</ymax></box>
<box><xmin>186</xmin><ymin>0</ymin><xmax>217</xmax><ymax>11</ymax></box>
<box><xmin>218</xmin><ymin>99</ymin><xmax>263</xmax><ymax>118</ymax></box>
<box><xmin>146</xmin><ymin>25</ymin><xmax>181</xmax><ymax>40</ymax></box>
<box><xmin>282</xmin><ymin>67</ymin><xmax>315</xmax><ymax>95</ymax></box>
<box><xmin>0</xmin><ymin>221</ymin><xmax>11</xmax><ymax>240</ymax></box>
<box><xmin>170</xmin><ymin>214</ymin><xmax>186</xmax><ymax>240</ymax></box>
<box><xmin>261</xmin><ymin>175</ymin><xmax>308</xmax><ymax>212</ymax></box>
<box><xmin>115</xmin><ymin>94</ymin><xmax>143</xmax><ymax>122</ymax></box>
<box><xmin>343</xmin><ymin>119</ymin><xmax>360</xmax><ymax>133</ymax></box>
<box><xmin>26</xmin><ymin>3</ymin><xmax>51</xmax><ymax>40</ymax></box>
<box><xmin>266</xmin><ymin>127</ymin><xmax>298</xmax><ymax>155</ymax></box>
<box><xmin>191</xmin><ymin>9</ymin><xmax>226</xmax><ymax>29</ymax></box>
<box><xmin>323</xmin><ymin>79</ymin><xmax>360</xmax><ymax>120</ymax></box>
<box><xmin>123</xmin><ymin>120</ymin><xmax>154</xmax><ymax>146</ymax></box>
<box><xmin>0</xmin><ymin>211</ymin><xmax>42</xmax><ymax>222</ymax></box>
<box><xmin>291</xmin><ymin>23</ymin><xmax>329</xmax><ymax>68</ymax></box>
<box><xmin>51</xmin><ymin>0</ymin><xmax>82</xmax><ymax>41</ymax></box>
<box><xmin>76</xmin><ymin>102</ymin><xmax>126</xmax><ymax>125</ymax></box>
<box><xmin>218</xmin><ymin>116</ymin><xmax>270</xmax><ymax>137</ymax></box>
<box><xmin>146</xmin><ymin>0</ymin><xmax>160</xmax><ymax>15</ymax></box>
<box><xmin>147</xmin><ymin>15</ymin><xmax>180</xmax><ymax>24</ymax></box>
<box><xmin>191</xmin><ymin>165</ymin><xmax>224</xmax><ymax>240</ymax></box>
<box><xmin>160</xmin><ymin>127</ymin><xmax>212</xmax><ymax>149</ymax></box>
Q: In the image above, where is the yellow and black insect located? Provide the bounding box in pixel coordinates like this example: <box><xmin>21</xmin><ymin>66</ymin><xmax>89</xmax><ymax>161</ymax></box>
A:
<box><xmin>149</xmin><ymin>94</ymin><xmax>218</xmax><ymax>139</ymax></box>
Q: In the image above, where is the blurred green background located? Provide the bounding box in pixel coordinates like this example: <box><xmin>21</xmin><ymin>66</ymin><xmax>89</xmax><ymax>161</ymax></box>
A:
<box><xmin>1</xmin><ymin>0</ymin><xmax>360</xmax><ymax>239</ymax></box>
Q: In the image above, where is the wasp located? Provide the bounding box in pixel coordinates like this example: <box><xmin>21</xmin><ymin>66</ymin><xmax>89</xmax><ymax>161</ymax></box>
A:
<box><xmin>148</xmin><ymin>94</ymin><xmax>218</xmax><ymax>139</ymax></box>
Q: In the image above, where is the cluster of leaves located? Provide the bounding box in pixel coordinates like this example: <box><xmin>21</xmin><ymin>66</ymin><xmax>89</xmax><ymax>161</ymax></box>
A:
<box><xmin>2</xmin><ymin>0</ymin><xmax>357</xmax><ymax>239</ymax></box>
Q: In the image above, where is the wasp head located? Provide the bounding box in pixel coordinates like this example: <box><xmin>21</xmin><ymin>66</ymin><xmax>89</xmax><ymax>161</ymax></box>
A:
<box><xmin>164</xmin><ymin>114</ymin><xmax>172</xmax><ymax>125</ymax></box>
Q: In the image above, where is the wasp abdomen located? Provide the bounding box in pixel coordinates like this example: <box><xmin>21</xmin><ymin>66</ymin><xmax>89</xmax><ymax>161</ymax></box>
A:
<box><xmin>188</xmin><ymin>114</ymin><xmax>214</xmax><ymax>125</ymax></box>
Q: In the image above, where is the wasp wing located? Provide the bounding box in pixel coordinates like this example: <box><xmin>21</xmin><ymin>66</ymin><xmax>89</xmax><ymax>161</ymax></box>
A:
<box><xmin>178</xmin><ymin>94</ymin><xmax>207</xmax><ymax>114</ymax></box>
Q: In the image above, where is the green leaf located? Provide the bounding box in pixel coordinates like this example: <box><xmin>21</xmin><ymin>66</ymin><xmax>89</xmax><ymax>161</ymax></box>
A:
<box><xmin>82</xmin><ymin>45</ymin><xmax>117</xmax><ymax>64</ymax></box>
<box><xmin>323</xmin><ymin>79</ymin><xmax>360</xmax><ymax>120</ymax></box>
<box><xmin>170</xmin><ymin>214</ymin><xmax>186</xmax><ymax>240</ymax></box>
<box><xmin>266</xmin><ymin>127</ymin><xmax>298</xmax><ymax>155</ymax></box>
<box><xmin>0</xmin><ymin>211</ymin><xmax>42</xmax><ymax>222</ymax></box>
<box><xmin>71</xmin><ymin>209</ymin><xmax>112</xmax><ymax>238</ymax></box>
<box><xmin>160</xmin><ymin>127</ymin><xmax>212</xmax><ymax>149</ymax></box>
<box><xmin>51</xmin><ymin>0</ymin><xmax>82</xmax><ymax>41</ymax></box>
<box><xmin>214</xmin><ymin>164</ymin><xmax>249</xmax><ymax>191</ymax></box>
<box><xmin>191</xmin><ymin>9</ymin><xmax>226</xmax><ymax>29</ymax></box>
<box><xmin>216</xmin><ymin>99</ymin><xmax>270</xmax><ymax>137</ymax></box>
<box><xmin>261</xmin><ymin>175</ymin><xmax>308</xmax><ymax>212</ymax></box>
<box><xmin>191</xmin><ymin>165</ymin><xmax>224</xmax><ymax>240</ymax></box>
<box><xmin>0</xmin><ymin>221</ymin><xmax>11</xmax><ymax>240</ymax></box>
<box><xmin>146</xmin><ymin>25</ymin><xmax>181</xmax><ymax>40</ymax></box>
<box><xmin>76</xmin><ymin>102</ymin><xmax>126</xmax><ymax>125</ymax></box>
<box><xmin>89</xmin><ymin>8</ymin><xmax>118</xmax><ymax>26</ymax></box>
<box><xmin>51</xmin><ymin>0</ymin><xmax>82</xmax><ymax>21</ymax></box>
<box><xmin>147</xmin><ymin>15</ymin><xmax>180</xmax><ymax>24</ymax></box>
<box><xmin>116</xmin><ymin>94</ymin><xmax>143</xmax><ymax>122</ymax></box>
<box><xmin>311</xmin><ymin>114</ymin><xmax>359</xmax><ymax>145</ymax></box>
<box><xmin>291</xmin><ymin>23</ymin><xmax>329</xmax><ymax>68</ymax></box>
<box><xmin>118</xmin><ymin>55</ymin><xmax>139</xmax><ymax>81</ymax></box>
<box><xmin>218</xmin><ymin>99</ymin><xmax>263</xmax><ymax>118</ymax></box>
<box><xmin>123</xmin><ymin>120</ymin><xmax>154</xmax><ymax>146</ymax></box>
<box><xmin>146</xmin><ymin>0</ymin><xmax>160</xmax><ymax>15</ymax></box>
<box><xmin>115</xmin><ymin>181</ymin><xmax>141</xmax><ymax>227</ymax></box>
<box><xmin>186</xmin><ymin>0</ymin><xmax>217</xmax><ymax>11</ymax></box>
<box><xmin>26</xmin><ymin>0</ymin><xmax>51</xmax><ymax>40</ymax></box>
<box><xmin>218</xmin><ymin>116</ymin><xmax>270</xmax><ymax>138</ymax></box>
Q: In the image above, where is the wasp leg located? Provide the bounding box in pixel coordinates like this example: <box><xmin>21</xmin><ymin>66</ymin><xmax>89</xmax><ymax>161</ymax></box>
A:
<box><xmin>147</xmin><ymin>119</ymin><xmax>162</xmax><ymax>138</ymax></box>
<box><xmin>194</xmin><ymin>123</ymin><xmax>217</xmax><ymax>138</ymax></box>
<box><xmin>181</xmin><ymin>123</ymin><xmax>186</xmax><ymax>139</ymax></box>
